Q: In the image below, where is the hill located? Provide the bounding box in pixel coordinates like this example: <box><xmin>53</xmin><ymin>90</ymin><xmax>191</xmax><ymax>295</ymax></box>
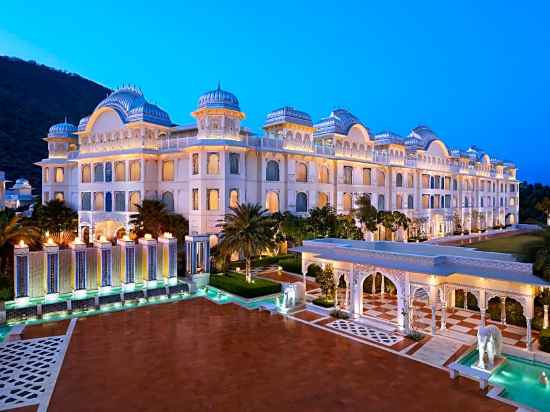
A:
<box><xmin>0</xmin><ymin>56</ymin><xmax>110</xmax><ymax>190</ymax></box>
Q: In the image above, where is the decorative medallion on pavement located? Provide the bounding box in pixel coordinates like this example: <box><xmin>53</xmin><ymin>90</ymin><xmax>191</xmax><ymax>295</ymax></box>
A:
<box><xmin>326</xmin><ymin>319</ymin><xmax>403</xmax><ymax>346</ymax></box>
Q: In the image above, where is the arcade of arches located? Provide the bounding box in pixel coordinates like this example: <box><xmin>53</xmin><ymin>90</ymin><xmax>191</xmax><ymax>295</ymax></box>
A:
<box><xmin>308</xmin><ymin>262</ymin><xmax>540</xmax><ymax>351</ymax></box>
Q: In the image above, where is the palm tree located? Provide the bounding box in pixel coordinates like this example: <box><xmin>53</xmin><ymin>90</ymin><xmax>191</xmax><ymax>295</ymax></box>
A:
<box><xmin>32</xmin><ymin>200</ymin><xmax>78</xmax><ymax>245</ymax></box>
<box><xmin>536</xmin><ymin>197</ymin><xmax>550</xmax><ymax>226</ymax></box>
<box><xmin>308</xmin><ymin>206</ymin><xmax>338</xmax><ymax>238</ymax></box>
<box><xmin>217</xmin><ymin>203</ymin><xmax>276</xmax><ymax>283</ymax></box>
<box><xmin>129</xmin><ymin>200</ymin><xmax>171</xmax><ymax>238</ymax></box>
<box><xmin>354</xmin><ymin>194</ymin><xmax>378</xmax><ymax>236</ymax></box>
<box><xmin>0</xmin><ymin>211</ymin><xmax>40</xmax><ymax>277</ymax></box>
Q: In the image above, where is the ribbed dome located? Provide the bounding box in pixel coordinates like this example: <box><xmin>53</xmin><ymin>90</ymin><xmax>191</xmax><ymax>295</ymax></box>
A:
<box><xmin>197</xmin><ymin>83</ymin><xmax>240</xmax><ymax>111</ymax></box>
<box><xmin>48</xmin><ymin>121</ymin><xmax>77</xmax><ymax>138</ymax></box>
<box><xmin>90</xmin><ymin>86</ymin><xmax>171</xmax><ymax>127</ymax></box>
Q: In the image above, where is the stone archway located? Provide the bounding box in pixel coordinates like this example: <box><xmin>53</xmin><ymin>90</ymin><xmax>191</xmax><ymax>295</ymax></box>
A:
<box><xmin>335</xmin><ymin>273</ymin><xmax>350</xmax><ymax>309</ymax></box>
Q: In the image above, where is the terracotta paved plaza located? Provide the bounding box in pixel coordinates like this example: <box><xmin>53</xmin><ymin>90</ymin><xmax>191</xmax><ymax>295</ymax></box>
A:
<box><xmin>13</xmin><ymin>298</ymin><xmax>511</xmax><ymax>412</ymax></box>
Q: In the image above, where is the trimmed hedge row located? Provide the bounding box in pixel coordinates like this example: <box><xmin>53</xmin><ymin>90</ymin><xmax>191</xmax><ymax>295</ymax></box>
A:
<box><xmin>209</xmin><ymin>272</ymin><xmax>281</xmax><ymax>299</ymax></box>
<box><xmin>540</xmin><ymin>328</ymin><xmax>550</xmax><ymax>353</ymax></box>
<box><xmin>312</xmin><ymin>297</ymin><xmax>335</xmax><ymax>308</ymax></box>
<box><xmin>278</xmin><ymin>257</ymin><xmax>301</xmax><ymax>274</ymax></box>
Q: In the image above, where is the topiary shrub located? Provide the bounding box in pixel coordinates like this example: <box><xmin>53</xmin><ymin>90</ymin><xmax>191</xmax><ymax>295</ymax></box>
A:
<box><xmin>539</xmin><ymin>328</ymin><xmax>550</xmax><ymax>353</ymax></box>
<box><xmin>330</xmin><ymin>309</ymin><xmax>350</xmax><ymax>319</ymax></box>
<box><xmin>306</xmin><ymin>263</ymin><xmax>323</xmax><ymax>280</ymax></box>
<box><xmin>278</xmin><ymin>257</ymin><xmax>301</xmax><ymax>274</ymax></box>
<box><xmin>313</xmin><ymin>296</ymin><xmax>335</xmax><ymax>308</ymax></box>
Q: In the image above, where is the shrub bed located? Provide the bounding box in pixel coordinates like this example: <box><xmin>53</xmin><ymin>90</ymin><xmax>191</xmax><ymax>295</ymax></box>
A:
<box><xmin>278</xmin><ymin>256</ymin><xmax>302</xmax><ymax>274</ymax></box>
<box><xmin>539</xmin><ymin>328</ymin><xmax>550</xmax><ymax>353</ymax></box>
<box><xmin>209</xmin><ymin>272</ymin><xmax>281</xmax><ymax>299</ymax></box>
<box><xmin>312</xmin><ymin>296</ymin><xmax>335</xmax><ymax>308</ymax></box>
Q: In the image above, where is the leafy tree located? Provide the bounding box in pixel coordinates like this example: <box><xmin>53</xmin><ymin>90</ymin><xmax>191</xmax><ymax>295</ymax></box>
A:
<box><xmin>335</xmin><ymin>214</ymin><xmax>363</xmax><ymax>240</ymax></box>
<box><xmin>31</xmin><ymin>200</ymin><xmax>78</xmax><ymax>244</ymax></box>
<box><xmin>354</xmin><ymin>194</ymin><xmax>377</xmax><ymax>234</ymax></box>
<box><xmin>272</xmin><ymin>211</ymin><xmax>310</xmax><ymax>247</ymax></box>
<box><xmin>217</xmin><ymin>203</ymin><xmax>276</xmax><ymax>283</ymax></box>
<box><xmin>536</xmin><ymin>197</ymin><xmax>550</xmax><ymax>226</ymax></box>
<box><xmin>318</xmin><ymin>264</ymin><xmax>336</xmax><ymax>300</ymax></box>
<box><xmin>307</xmin><ymin>206</ymin><xmax>338</xmax><ymax>238</ymax></box>
<box><xmin>129</xmin><ymin>200</ymin><xmax>171</xmax><ymax>237</ymax></box>
<box><xmin>519</xmin><ymin>182</ymin><xmax>550</xmax><ymax>224</ymax></box>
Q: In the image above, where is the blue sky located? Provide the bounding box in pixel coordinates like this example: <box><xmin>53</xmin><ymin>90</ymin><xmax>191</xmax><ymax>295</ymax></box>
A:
<box><xmin>1</xmin><ymin>1</ymin><xmax>548</xmax><ymax>183</ymax></box>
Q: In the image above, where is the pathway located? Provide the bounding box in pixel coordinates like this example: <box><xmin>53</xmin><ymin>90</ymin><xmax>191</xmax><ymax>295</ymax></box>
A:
<box><xmin>411</xmin><ymin>335</ymin><xmax>464</xmax><ymax>367</ymax></box>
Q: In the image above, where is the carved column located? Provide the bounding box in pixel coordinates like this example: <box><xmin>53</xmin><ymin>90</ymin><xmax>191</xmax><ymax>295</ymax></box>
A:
<box><xmin>526</xmin><ymin>318</ymin><xmax>533</xmax><ymax>352</ymax></box>
<box><xmin>380</xmin><ymin>275</ymin><xmax>385</xmax><ymax>300</ymax></box>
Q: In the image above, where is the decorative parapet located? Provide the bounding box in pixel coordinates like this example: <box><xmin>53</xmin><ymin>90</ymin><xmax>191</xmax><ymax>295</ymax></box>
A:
<box><xmin>138</xmin><ymin>234</ymin><xmax>158</xmax><ymax>283</ymax></box>
<box><xmin>117</xmin><ymin>236</ymin><xmax>136</xmax><ymax>285</ymax></box>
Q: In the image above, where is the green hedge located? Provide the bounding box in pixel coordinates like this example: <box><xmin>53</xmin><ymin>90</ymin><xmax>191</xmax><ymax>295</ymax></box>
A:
<box><xmin>228</xmin><ymin>254</ymin><xmax>295</xmax><ymax>270</ymax></box>
<box><xmin>209</xmin><ymin>272</ymin><xmax>281</xmax><ymax>299</ymax></box>
<box><xmin>279</xmin><ymin>257</ymin><xmax>301</xmax><ymax>274</ymax></box>
<box><xmin>540</xmin><ymin>328</ymin><xmax>550</xmax><ymax>353</ymax></box>
<box><xmin>312</xmin><ymin>297</ymin><xmax>334</xmax><ymax>308</ymax></box>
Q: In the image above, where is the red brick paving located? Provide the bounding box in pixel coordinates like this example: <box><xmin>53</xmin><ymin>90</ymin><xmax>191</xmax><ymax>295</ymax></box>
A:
<box><xmin>292</xmin><ymin>310</ymin><xmax>325</xmax><ymax>322</ymax></box>
<box><xmin>257</xmin><ymin>271</ymin><xmax>319</xmax><ymax>291</ymax></box>
<box><xmin>21</xmin><ymin>320</ymin><xmax>69</xmax><ymax>340</ymax></box>
<box><xmin>44</xmin><ymin>299</ymin><xmax>511</xmax><ymax>412</ymax></box>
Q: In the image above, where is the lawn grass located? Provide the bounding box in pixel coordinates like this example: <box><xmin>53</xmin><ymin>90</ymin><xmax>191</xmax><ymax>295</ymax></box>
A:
<box><xmin>209</xmin><ymin>272</ymin><xmax>282</xmax><ymax>299</ymax></box>
<box><xmin>465</xmin><ymin>234</ymin><xmax>542</xmax><ymax>261</ymax></box>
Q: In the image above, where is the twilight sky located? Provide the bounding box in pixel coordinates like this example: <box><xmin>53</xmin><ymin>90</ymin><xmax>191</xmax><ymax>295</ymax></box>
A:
<box><xmin>1</xmin><ymin>1</ymin><xmax>548</xmax><ymax>183</ymax></box>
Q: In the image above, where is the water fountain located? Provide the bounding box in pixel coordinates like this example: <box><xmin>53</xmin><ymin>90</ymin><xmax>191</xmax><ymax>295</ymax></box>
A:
<box><xmin>475</xmin><ymin>324</ymin><xmax>505</xmax><ymax>372</ymax></box>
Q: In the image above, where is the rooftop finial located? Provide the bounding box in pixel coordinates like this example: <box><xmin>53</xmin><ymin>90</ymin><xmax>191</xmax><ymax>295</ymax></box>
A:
<box><xmin>217</xmin><ymin>80</ymin><xmax>221</xmax><ymax>90</ymax></box>
<box><xmin>64</xmin><ymin>115</ymin><xmax>67</xmax><ymax>123</ymax></box>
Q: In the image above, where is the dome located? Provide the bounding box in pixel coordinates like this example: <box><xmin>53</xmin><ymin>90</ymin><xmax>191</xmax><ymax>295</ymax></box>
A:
<box><xmin>90</xmin><ymin>86</ymin><xmax>171</xmax><ymax>127</ymax></box>
<box><xmin>197</xmin><ymin>83</ymin><xmax>240</xmax><ymax>111</ymax></box>
<box><xmin>405</xmin><ymin>125</ymin><xmax>439</xmax><ymax>149</ymax></box>
<box><xmin>48</xmin><ymin>121</ymin><xmax>77</xmax><ymax>138</ymax></box>
<box><xmin>12</xmin><ymin>178</ymin><xmax>31</xmax><ymax>189</ymax></box>
<box><xmin>264</xmin><ymin>107</ymin><xmax>312</xmax><ymax>128</ymax></box>
<box><xmin>314</xmin><ymin>109</ymin><xmax>365</xmax><ymax>136</ymax></box>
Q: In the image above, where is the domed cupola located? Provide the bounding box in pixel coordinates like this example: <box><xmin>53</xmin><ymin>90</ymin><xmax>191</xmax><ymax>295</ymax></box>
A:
<box><xmin>47</xmin><ymin>120</ymin><xmax>77</xmax><ymax>138</ymax></box>
<box><xmin>193</xmin><ymin>83</ymin><xmax>245</xmax><ymax>140</ymax></box>
<box><xmin>197</xmin><ymin>82</ymin><xmax>240</xmax><ymax>111</ymax></box>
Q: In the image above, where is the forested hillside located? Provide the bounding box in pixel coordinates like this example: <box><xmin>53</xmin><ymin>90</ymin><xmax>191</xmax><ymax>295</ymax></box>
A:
<box><xmin>0</xmin><ymin>56</ymin><xmax>110</xmax><ymax>189</ymax></box>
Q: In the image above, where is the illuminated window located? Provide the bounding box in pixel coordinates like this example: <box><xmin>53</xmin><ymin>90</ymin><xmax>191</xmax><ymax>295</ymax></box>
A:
<box><xmin>343</xmin><ymin>166</ymin><xmax>353</xmax><ymax>185</ymax></box>
<box><xmin>115</xmin><ymin>161</ymin><xmax>125</xmax><ymax>181</ymax></box>
<box><xmin>192</xmin><ymin>188</ymin><xmax>199</xmax><ymax>210</ymax></box>
<box><xmin>229</xmin><ymin>153</ymin><xmax>239</xmax><ymax>174</ymax></box>
<box><xmin>192</xmin><ymin>153</ymin><xmax>199</xmax><ymax>175</ymax></box>
<box><xmin>296</xmin><ymin>162</ymin><xmax>308</xmax><ymax>182</ymax></box>
<box><xmin>128</xmin><ymin>191</ymin><xmax>141</xmax><ymax>212</ymax></box>
<box><xmin>162</xmin><ymin>160</ymin><xmax>175</xmax><ymax>181</ymax></box>
<box><xmin>407</xmin><ymin>174</ymin><xmax>414</xmax><ymax>188</ymax></box>
<box><xmin>207</xmin><ymin>189</ymin><xmax>219</xmax><ymax>210</ymax></box>
<box><xmin>396</xmin><ymin>194</ymin><xmax>403</xmax><ymax>209</ymax></box>
<box><xmin>266</xmin><ymin>191</ymin><xmax>279</xmax><ymax>213</ymax></box>
<box><xmin>44</xmin><ymin>167</ymin><xmax>49</xmax><ymax>183</ymax></box>
<box><xmin>81</xmin><ymin>192</ymin><xmax>91</xmax><ymax>210</ymax></box>
<box><xmin>207</xmin><ymin>153</ymin><xmax>220</xmax><ymax>175</ymax></box>
<box><xmin>81</xmin><ymin>164</ymin><xmax>91</xmax><ymax>183</ymax></box>
<box><xmin>229</xmin><ymin>189</ymin><xmax>239</xmax><ymax>208</ymax></box>
<box><xmin>422</xmin><ymin>194</ymin><xmax>429</xmax><ymax>209</ymax></box>
<box><xmin>343</xmin><ymin>193</ymin><xmax>353</xmax><ymax>211</ymax></box>
<box><xmin>319</xmin><ymin>166</ymin><xmax>329</xmax><ymax>184</ymax></box>
<box><xmin>105</xmin><ymin>192</ymin><xmax>112</xmax><ymax>212</ymax></box>
<box><xmin>129</xmin><ymin>160</ymin><xmax>141</xmax><ymax>181</ymax></box>
<box><xmin>377</xmin><ymin>194</ymin><xmax>385</xmax><ymax>211</ymax></box>
<box><xmin>94</xmin><ymin>163</ymin><xmax>104</xmax><ymax>182</ymax></box>
<box><xmin>362</xmin><ymin>168</ymin><xmax>372</xmax><ymax>185</ymax></box>
<box><xmin>377</xmin><ymin>170</ymin><xmax>385</xmax><ymax>187</ymax></box>
<box><xmin>266</xmin><ymin>160</ymin><xmax>279</xmax><ymax>181</ymax></box>
<box><xmin>162</xmin><ymin>191</ymin><xmax>174</xmax><ymax>211</ymax></box>
<box><xmin>54</xmin><ymin>192</ymin><xmax>64</xmax><ymax>202</ymax></box>
<box><xmin>94</xmin><ymin>192</ymin><xmax>104</xmax><ymax>211</ymax></box>
<box><xmin>407</xmin><ymin>195</ymin><xmax>414</xmax><ymax>209</ymax></box>
<box><xmin>318</xmin><ymin>192</ymin><xmax>328</xmax><ymax>208</ymax></box>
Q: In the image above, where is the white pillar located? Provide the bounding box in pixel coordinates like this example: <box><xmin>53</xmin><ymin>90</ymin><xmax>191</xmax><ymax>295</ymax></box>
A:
<box><xmin>380</xmin><ymin>275</ymin><xmax>385</xmax><ymax>299</ymax></box>
<box><xmin>501</xmin><ymin>297</ymin><xmax>506</xmax><ymax>325</ymax></box>
<box><xmin>480</xmin><ymin>309</ymin><xmax>486</xmax><ymax>327</ymax></box>
<box><xmin>351</xmin><ymin>271</ymin><xmax>361</xmax><ymax>318</ymax></box>
<box><xmin>431</xmin><ymin>304</ymin><xmax>437</xmax><ymax>335</ymax></box>
<box><xmin>440</xmin><ymin>302</ymin><xmax>447</xmax><ymax>330</ymax></box>
<box><xmin>544</xmin><ymin>305</ymin><xmax>549</xmax><ymax>330</ymax></box>
<box><xmin>526</xmin><ymin>318</ymin><xmax>532</xmax><ymax>352</ymax></box>
<box><xmin>371</xmin><ymin>274</ymin><xmax>376</xmax><ymax>295</ymax></box>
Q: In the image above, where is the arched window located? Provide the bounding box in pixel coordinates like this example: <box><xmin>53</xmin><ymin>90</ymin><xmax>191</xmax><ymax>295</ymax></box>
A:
<box><xmin>318</xmin><ymin>192</ymin><xmax>328</xmax><ymax>208</ymax></box>
<box><xmin>129</xmin><ymin>191</ymin><xmax>141</xmax><ymax>212</ymax></box>
<box><xmin>407</xmin><ymin>195</ymin><xmax>414</xmax><ymax>209</ymax></box>
<box><xmin>480</xmin><ymin>197</ymin><xmax>484</xmax><ymax>208</ymax></box>
<box><xmin>94</xmin><ymin>163</ymin><xmax>104</xmax><ymax>182</ymax></box>
<box><xmin>396</xmin><ymin>173</ymin><xmax>403</xmax><ymax>187</ymax></box>
<box><xmin>430</xmin><ymin>176</ymin><xmax>435</xmax><ymax>189</ymax></box>
<box><xmin>377</xmin><ymin>194</ymin><xmax>385</xmax><ymax>211</ymax></box>
<box><xmin>453</xmin><ymin>179</ymin><xmax>458</xmax><ymax>191</ymax></box>
<box><xmin>162</xmin><ymin>160</ymin><xmax>175</xmax><ymax>181</ymax></box>
<box><xmin>377</xmin><ymin>170</ymin><xmax>385</xmax><ymax>187</ymax></box>
<box><xmin>343</xmin><ymin>166</ymin><xmax>353</xmax><ymax>184</ymax></box>
<box><xmin>407</xmin><ymin>174</ymin><xmax>414</xmax><ymax>188</ymax></box>
<box><xmin>319</xmin><ymin>166</ymin><xmax>329</xmax><ymax>184</ymax></box>
<box><xmin>105</xmin><ymin>192</ymin><xmax>112</xmax><ymax>212</ymax></box>
<box><xmin>114</xmin><ymin>191</ymin><xmax>125</xmax><ymax>211</ymax></box>
<box><xmin>162</xmin><ymin>191</ymin><xmax>174</xmax><ymax>212</ymax></box>
<box><xmin>343</xmin><ymin>193</ymin><xmax>353</xmax><ymax>211</ymax></box>
<box><xmin>465</xmin><ymin>197</ymin><xmax>469</xmax><ymax>208</ymax></box>
<box><xmin>129</xmin><ymin>160</ymin><xmax>141</xmax><ymax>181</ymax></box>
<box><xmin>207</xmin><ymin>153</ymin><xmax>220</xmax><ymax>175</ymax></box>
<box><xmin>105</xmin><ymin>162</ymin><xmax>113</xmax><ymax>183</ymax></box>
<box><xmin>81</xmin><ymin>164</ymin><xmax>91</xmax><ymax>183</ymax></box>
<box><xmin>396</xmin><ymin>194</ymin><xmax>403</xmax><ymax>209</ymax></box>
<box><xmin>94</xmin><ymin>192</ymin><xmax>104</xmax><ymax>211</ymax></box>
<box><xmin>296</xmin><ymin>192</ymin><xmax>308</xmax><ymax>212</ymax></box>
<box><xmin>229</xmin><ymin>189</ymin><xmax>239</xmax><ymax>208</ymax></box>
<box><xmin>115</xmin><ymin>161</ymin><xmax>125</xmax><ymax>181</ymax></box>
<box><xmin>207</xmin><ymin>189</ymin><xmax>219</xmax><ymax>210</ymax></box>
<box><xmin>363</xmin><ymin>168</ymin><xmax>372</xmax><ymax>185</ymax></box>
<box><xmin>266</xmin><ymin>160</ymin><xmax>280</xmax><ymax>181</ymax></box>
<box><xmin>265</xmin><ymin>191</ymin><xmax>279</xmax><ymax>213</ymax></box>
<box><xmin>296</xmin><ymin>162</ymin><xmax>308</xmax><ymax>182</ymax></box>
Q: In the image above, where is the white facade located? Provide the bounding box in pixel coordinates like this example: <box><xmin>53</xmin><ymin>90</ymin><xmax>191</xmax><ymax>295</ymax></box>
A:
<box><xmin>37</xmin><ymin>86</ymin><xmax>520</xmax><ymax>241</ymax></box>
